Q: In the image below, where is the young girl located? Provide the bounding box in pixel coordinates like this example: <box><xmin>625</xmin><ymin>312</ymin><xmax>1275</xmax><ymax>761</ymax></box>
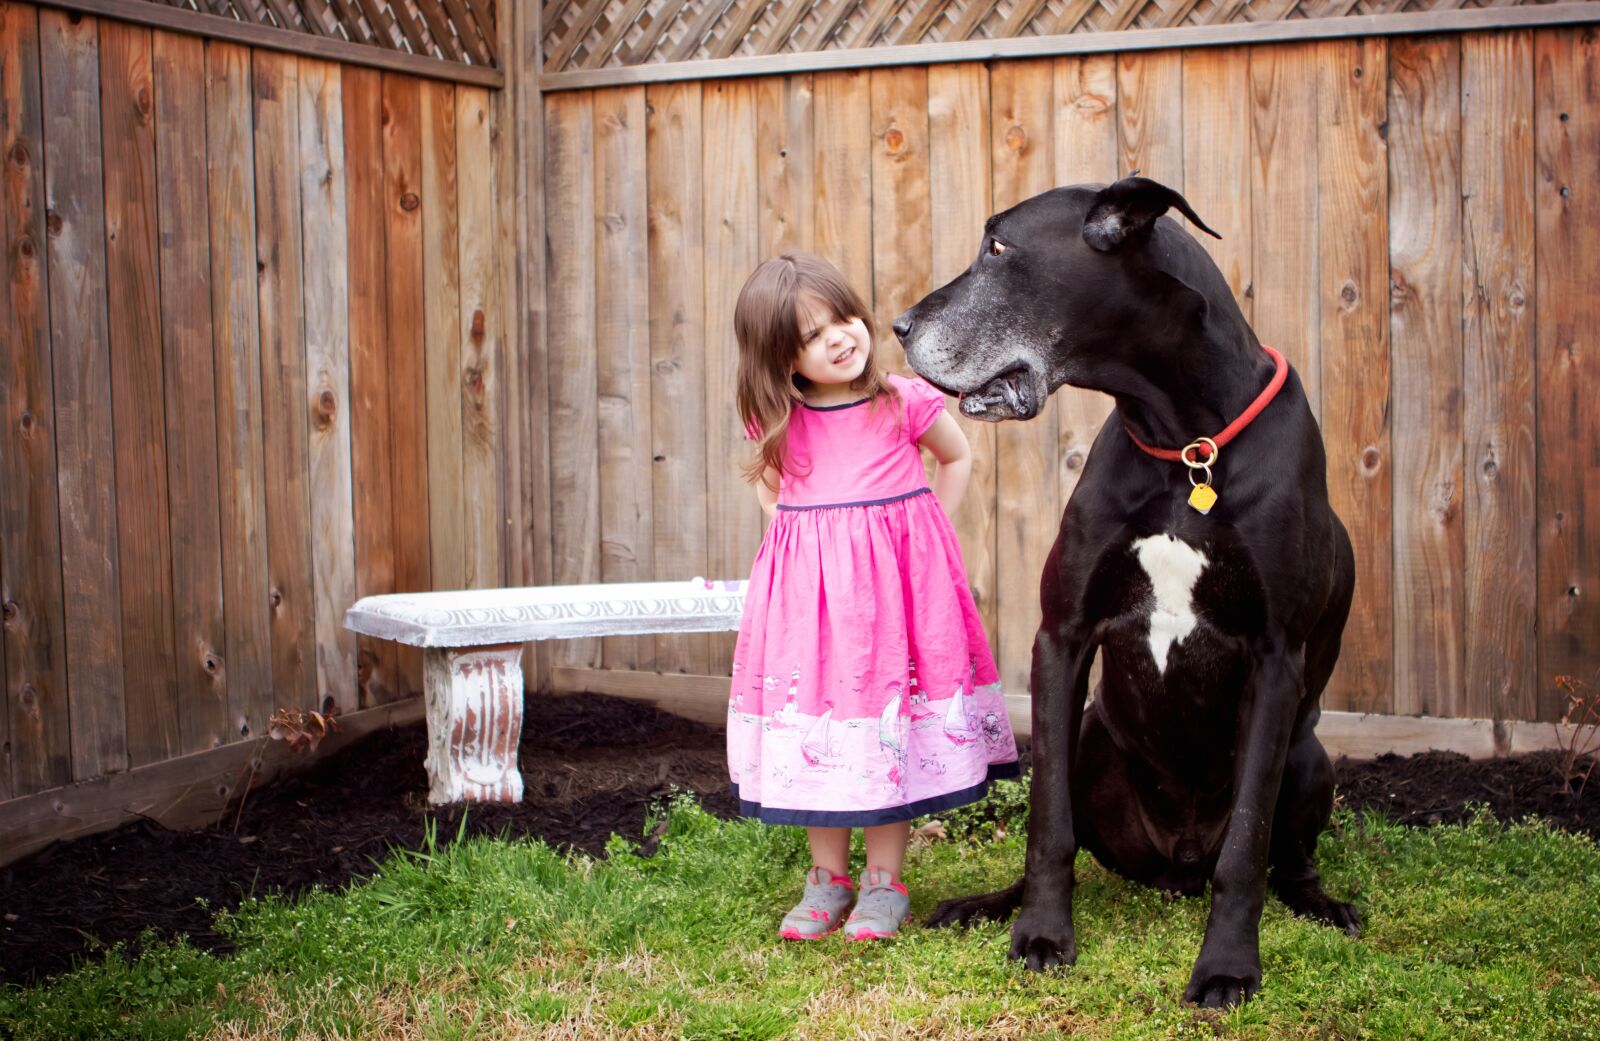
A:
<box><xmin>727</xmin><ymin>253</ymin><xmax>1020</xmax><ymax>942</ymax></box>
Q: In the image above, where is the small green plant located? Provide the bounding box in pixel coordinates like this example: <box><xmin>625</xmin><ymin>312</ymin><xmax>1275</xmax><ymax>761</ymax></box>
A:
<box><xmin>1554</xmin><ymin>673</ymin><xmax>1600</xmax><ymax>796</ymax></box>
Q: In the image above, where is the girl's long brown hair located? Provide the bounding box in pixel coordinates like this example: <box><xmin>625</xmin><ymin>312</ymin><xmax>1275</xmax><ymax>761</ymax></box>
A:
<box><xmin>734</xmin><ymin>252</ymin><xmax>898</xmax><ymax>485</ymax></box>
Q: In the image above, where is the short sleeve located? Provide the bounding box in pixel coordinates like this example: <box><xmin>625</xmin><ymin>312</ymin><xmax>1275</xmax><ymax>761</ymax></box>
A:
<box><xmin>902</xmin><ymin>376</ymin><xmax>947</xmax><ymax>441</ymax></box>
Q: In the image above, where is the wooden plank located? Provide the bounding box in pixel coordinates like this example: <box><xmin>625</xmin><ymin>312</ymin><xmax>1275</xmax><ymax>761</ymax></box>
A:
<box><xmin>895</xmin><ymin>0</ymin><xmax>956</xmax><ymax>46</ymax></box>
<box><xmin>421</xmin><ymin>79</ymin><xmax>466</xmax><ymax>593</ymax></box>
<box><xmin>206</xmin><ymin>40</ymin><xmax>274</xmax><ymax>740</ymax></box>
<box><xmin>382</xmin><ymin>71</ymin><xmax>430</xmax><ymax>699</ymax></box>
<box><xmin>39</xmin><ymin>9</ymin><xmax>126</xmax><ymax>781</ymax></box>
<box><xmin>0</xmin><ymin>0</ymin><xmax>71</xmax><ymax>798</ymax></box>
<box><xmin>580</xmin><ymin>0</ymin><xmax>650</xmax><ymax>69</ymax></box>
<box><xmin>1533</xmin><ymin>27</ymin><xmax>1600</xmax><ymax>721</ymax></box>
<box><xmin>927</xmin><ymin>62</ymin><xmax>997</xmax><ymax>654</ymax></box>
<box><xmin>342</xmin><ymin>65</ymin><xmax>399</xmax><ymax>707</ymax></box>
<box><xmin>298</xmin><ymin>57</ymin><xmax>360</xmax><ymax>715</ymax></box>
<box><xmin>666</xmin><ymin>0</ymin><xmax>736</xmax><ymax>63</ymax></box>
<box><xmin>31</xmin><ymin>0</ymin><xmax>505</xmax><ymax>86</ymax></box>
<box><xmin>153</xmin><ymin>28</ymin><xmax>229</xmax><ymax>752</ymax></box>
<box><xmin>710</xmin><ymin>0</ymin><xmax>773</xmax><ymax>60</ymax></box>
<box><xmin>1115</xmin><ymin>48</ymin><xmax>1183</xmax><ymax>187</ymax></box>
<box><xmin>1180</xmin><ymin>46</ymin><xmax>1251</xmax><ymax>321</ymax></box>
<box><xmin>457</xmin><ymin>85</ymin><xmax>505</xmax><ymax>593</ymax></box>
<box><xmin>544</xmin><ymin>89</ymin><xmax>601</xmax><ymax>668</ymax></box>
<box><xmin>441</xmin><ymin>0</ymin><xmax>492</xmax><ymax>65</ymax></box>
<box><xmin>757</xmin><ymin>0</ymin><xmax>817</xmax><ymax>55</ymax></box>
<box><xmin>1387</xmin><ymin>34</ymin><xmax>1464</xmax><ymax>717</ymax></box>
<box><xmin>1460</xmin><ymin>30</ymin><xmax>1536</xmax><ymax>723</ymax></box>
<box><xmin>546</xmin><ymin>0</ymin><xmax>609</xmax><ymax>71</ymax></box>
<box><xmin>868</xmin><ymin>64</ymin><xmax>931</xmax><ymax>375</ymax></box>
<box><xmin>538</xmin><ymin>5</ymin><xmax>1600</xmax><ymax>92</ymax></box>
<box><xmin>646</xmin><ymin>81</ymin><xmax>709</xmax><ymax>674</ymax></box>
<box><xmin>594</xmin><ymin>86</ymin><xmax>655</xmax><ymax>670</ymax></box>
<box><xmin>1318</xmin><ymin>37</ymin><xmax>1392</xmax><ymax>715</ymax></box>
<box><xmin>251</xmin><ymin>50</ymin><xmax>318</xmax><ymax>715</ymax></box>
<box><xmin>990</xmin><ymin>57</ymin><xmax>1058</xmax><ymax>701</ymax></box>
<box><xmin>99</xmin><ymin>20</ymin><xmax>179</xmax><ymax>768</ymax></box>
<box><xmin>700</xmin><ymin>78</ymin><xmax>759</xmax><ymax>673</ymax></box>
<box><xmin>814</xmin><ymin>70</ymin><xmax>873</xmax><ymax>295</ymax></box>
<box><xmin>1053</xmin><ymin>54</ymin><xmax>1118</xmax><ymax>540</ymax></box>
<box><xmin>754</xmin><ymin>72</ymin><xmax>814</xmax><ymax>258</ymax></box>
<box><xmin>1248</xmin><ymin>42</ymin><xmax>1321</xmax><ymax>417</ymax></box>
<box><xmin>617</xmin><ymin>0</ymin><xmax>687</xmax><ymax>65</ymax></box>
<box><xmin>0</xmin><ymin>695</ymin><xmax>424</xmax><ymax>870</ymax></box>
<box><xmin>843</xmin><ymin>0</ymin><xmax>902</xmax><ymax>50</ymax></box>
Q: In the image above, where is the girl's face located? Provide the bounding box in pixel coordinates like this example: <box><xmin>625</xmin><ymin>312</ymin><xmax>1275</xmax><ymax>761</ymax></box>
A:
<box><xmin>791</xmin><ymin>292</ymin><xmax>870</xmax><ymax>389</ymax></box>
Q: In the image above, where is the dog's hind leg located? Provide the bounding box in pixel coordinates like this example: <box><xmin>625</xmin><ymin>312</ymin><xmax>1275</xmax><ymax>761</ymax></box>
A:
<box><xmin>1267</xmin><ymin>729</ymin><xmax>1360</xmax><ymax>936</ymax></box>
<box><xmin>926</xmin><ymin>879</ymin><xmax>1025</xmax><ymax>929</ymax></box>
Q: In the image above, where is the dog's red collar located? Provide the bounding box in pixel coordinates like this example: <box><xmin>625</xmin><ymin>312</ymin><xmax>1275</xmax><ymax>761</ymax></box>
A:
<box><xmin>1123</xmin><ymin>345</ymin><xmax>1288</xmax><ymax>464</ymax></box>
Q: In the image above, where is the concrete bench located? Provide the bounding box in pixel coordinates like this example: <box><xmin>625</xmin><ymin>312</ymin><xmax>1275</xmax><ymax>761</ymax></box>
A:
<box><xmin>344</xmin><ymin>579</ymin><xmax>747</xmax><ymax>804</ymax></box>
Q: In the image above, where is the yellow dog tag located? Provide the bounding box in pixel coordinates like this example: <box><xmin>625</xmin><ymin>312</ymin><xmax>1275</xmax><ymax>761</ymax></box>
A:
<box><xmin>1188</xmin><ymin>483</ymin><xmax>1218</xmax><ymax>515</ymax></box>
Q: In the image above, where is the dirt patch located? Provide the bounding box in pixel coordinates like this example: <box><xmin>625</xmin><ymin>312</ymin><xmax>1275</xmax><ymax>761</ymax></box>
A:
<box><xmin>2</xmin><ymin>693</ymin><xmax>1594</xmax><ymax>985</ymax></box>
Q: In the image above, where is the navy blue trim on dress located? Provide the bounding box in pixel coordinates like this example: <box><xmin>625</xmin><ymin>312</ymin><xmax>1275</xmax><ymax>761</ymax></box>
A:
<box><xmin>731</xmin><ymin>760</ymin><xmax>1022</xmax><ymax>827</ymax></box>
<box><xmin>800</xmin><ymin>396</ymin><xmax>871</xmax><ymax>411</ymax></box>
<box><xmin>776</xmin><ymin>486</ymin><xmax>932</xmax><ymax>511</ymax></box>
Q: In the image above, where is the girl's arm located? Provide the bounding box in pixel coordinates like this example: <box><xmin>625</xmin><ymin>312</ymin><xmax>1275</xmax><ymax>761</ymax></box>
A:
<box><xmin>756</xmin><ymin>465</ymin><xmax>781</xmax><ymax>520</ymax></box>
<box><xmin>919</xmin><ymin>411</ymin><xmax>972</xmax><ymax>517</ymax></box>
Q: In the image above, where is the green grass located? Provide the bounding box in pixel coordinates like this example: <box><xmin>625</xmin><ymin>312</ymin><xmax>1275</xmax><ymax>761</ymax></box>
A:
<box><xmin>3</xmin><ymin>785</ymin><xmax>1598</xmax><ymax>1041</ymax></box>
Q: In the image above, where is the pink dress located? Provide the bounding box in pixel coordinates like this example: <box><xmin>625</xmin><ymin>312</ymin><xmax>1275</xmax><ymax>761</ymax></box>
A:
<box><xmin>728</xmin><ymin>373</ymin><xmax>1020</xmax><ymax>826</ymax></box>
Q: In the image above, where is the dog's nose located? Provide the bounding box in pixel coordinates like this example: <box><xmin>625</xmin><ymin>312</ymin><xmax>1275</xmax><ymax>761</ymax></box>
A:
<box><xmin>892</xmin><ymin>312</ymin><xmax>913</xmax><ymax>341</ymax></box>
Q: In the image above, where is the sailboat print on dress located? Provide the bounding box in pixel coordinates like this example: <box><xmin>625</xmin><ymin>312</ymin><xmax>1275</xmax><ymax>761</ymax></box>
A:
<box><xmin>943</xmin><ymin>681</ymin><xmax>978</xmax><ymax>746</ymax></box>
<box><xmin>878</xmin><ymin>686</ymin><xmax>907</xmax><ymax>787</ymax></box>
<box><xmin>908</xmin><ymin>658</ymin><xmax>934</xmax><ymax>722</ymax></box>
<box><xmin>801</xmin><ymin>702</ymin><xmax>845</xmax><ymax>768</ymax></box>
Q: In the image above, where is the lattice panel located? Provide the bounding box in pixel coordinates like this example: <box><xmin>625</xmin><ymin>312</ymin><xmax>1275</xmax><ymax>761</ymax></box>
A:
<box><xmin>154</xmin><ymin>0</ymin><xmax>499</xmax><ymax>67</ymax></box>
<box><xmin>543</xmin><ymin>0</ymin><xmax>1569</xmax><ymax>72</ymax></box>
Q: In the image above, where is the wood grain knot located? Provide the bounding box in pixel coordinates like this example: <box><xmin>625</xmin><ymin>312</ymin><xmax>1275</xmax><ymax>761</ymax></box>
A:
<box><xmin>9</xmin><ymin>144</ymin><xmax>26</xmax><ymax>167</ymax></box>
<box><xmin>19</xmin><ymin>684</ymin><xmax>37</xmax><ymax>710</ymax></box>
<box><xmin>1361</xmin><ymin>446</ymin><xmax>1382</xmax><ymax>473</ymax></box>
<box><xmin>470</xmin><ymin>309</ymin><xmax>486</xmax><ymax>343</ymax></box>
<box><xmin>400</xmin><ymin>192</ymin><xmax>420</xmax><ymax>212</ymax></box>
<box><xmin>17</xmin><ymin>235</ymin><xmax>34</xmax><ymax>259</ymax></box>
<box><xmin>204</xmin><ymin>655</ymin><xmax>219</xmax><ymax>674</ymax></box>
<box><xmin>312</xmin><ymin>389</ymin><xmax>338</xmax><ymax>431</ymax></box>
<box><xmin>45</xmin><ymin>210</ymin><xmax>61</xmax><ymax>237</ymax></box>
<box><xmin>884</xmin><ymin>128</ymin><xmax>905</xmax><ymax>154</ymax></box>
<box><xmin>135</xmin><ymin>87</ymin><xmax>151</xmax><ymax>117</ymax></box>
<box><xmin>269</xmin><ymin>587</ymin><xmax>284</xmax><ymax>609</ymax></box>
<box><xmin>1340</xmin><ymin>281</ymin><xmax>1358</xmax><ymax>308</ymax></box>
<box><xmin>1</xmin><ymin>600</ymin><xmax>17</xmax><ymax>625</ymax></box>
<box><xmin>1065</xmin><ymin>450</ymin><xmax>1086</xmax><ymax>472</ymax></box>
<box><xmin>18</xmin><ymin>411</ymin><xmax>35</xmax><ymax>436</ymax></box>
<box><xmin>1005</xmin><ymin>125</ymin><xmax>1027</xmax><ymax>152</ymax></box>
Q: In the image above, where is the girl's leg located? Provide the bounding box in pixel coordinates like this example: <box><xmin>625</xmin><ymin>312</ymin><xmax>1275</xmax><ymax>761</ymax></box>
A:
<box><xmin>807</xmin><ymin>826</ymin><xmax>851</xmax><ymax>877</ymax></box>
<box><xmin>862</xmin><ymin>821</ymin><xmax>911</xmax><ymax>881</ymax></box>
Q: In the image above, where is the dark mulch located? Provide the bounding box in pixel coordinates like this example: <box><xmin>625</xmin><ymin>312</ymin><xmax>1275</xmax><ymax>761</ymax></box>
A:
<box><xmin>2</xmin><ymin>692</ymin><xmax>1594</xmax><ymax>986</ymax></box>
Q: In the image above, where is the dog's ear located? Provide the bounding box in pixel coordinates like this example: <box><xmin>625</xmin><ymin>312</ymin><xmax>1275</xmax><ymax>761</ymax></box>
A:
<box><xmin>1082</xmin><ymin>176</ymin><xmax>1222</xmax><ymax>252</ymax></box>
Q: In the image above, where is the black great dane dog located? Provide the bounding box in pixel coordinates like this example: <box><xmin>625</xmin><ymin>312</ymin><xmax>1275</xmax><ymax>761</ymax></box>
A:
<box><xmin>893</xmin><ymin>176</ymin><xmax>1359</xmax><ymax>1008</ymax></box>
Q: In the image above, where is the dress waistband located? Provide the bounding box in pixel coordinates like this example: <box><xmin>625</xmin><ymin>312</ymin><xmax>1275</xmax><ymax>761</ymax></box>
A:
<box><xmin>775</xmin><ymin>487</ymin><xmax>931</xmax><ymax>512</ymax></box>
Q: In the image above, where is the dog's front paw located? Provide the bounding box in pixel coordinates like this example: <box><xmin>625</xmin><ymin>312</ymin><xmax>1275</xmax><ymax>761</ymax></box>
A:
<box><xmin>1008</xmin><ymin>909</ymin><xmax>1077</xmax><ymax>972</ymax></box>
<box><xmin>925</xmin><ymin>882</ymin><xmax>1023</xmax><ymax>930</ymax></box>
<box><xmin>1182</xmin><ymin>955</ymin><xmax>1262</xmax><ymax>1009</ymax></box>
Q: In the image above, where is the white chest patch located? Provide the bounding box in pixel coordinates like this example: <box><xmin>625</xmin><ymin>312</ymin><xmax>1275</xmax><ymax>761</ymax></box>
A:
<box><xmin>1132</xmin><ymin>534</ymin><xmax>1208</xmax><ymax>674</ymax></box>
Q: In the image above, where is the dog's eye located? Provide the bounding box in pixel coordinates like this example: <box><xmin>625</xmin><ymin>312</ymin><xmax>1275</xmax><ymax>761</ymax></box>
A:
<box><xmin>989</xmin><ymin>238</ymin><xmax>1007</xmax><ymax>257</ymax></box>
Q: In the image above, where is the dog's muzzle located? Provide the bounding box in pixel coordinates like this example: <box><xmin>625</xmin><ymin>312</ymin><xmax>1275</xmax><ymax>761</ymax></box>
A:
<box><xmin>959</xmin><ymin>365</ymin><xmax>1039</xmax><ymax>421</ymax></box>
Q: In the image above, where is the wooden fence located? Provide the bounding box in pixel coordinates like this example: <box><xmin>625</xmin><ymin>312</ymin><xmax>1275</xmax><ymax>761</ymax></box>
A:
<box><xmin>0</xmin><ymin>0</ymin><xmax>512</xmax><ymax>802</ymax></box>
<box><xmin>539</xmin><ymin>25</ymin><xmax>1599</xmax><ymax>726</ymax></box>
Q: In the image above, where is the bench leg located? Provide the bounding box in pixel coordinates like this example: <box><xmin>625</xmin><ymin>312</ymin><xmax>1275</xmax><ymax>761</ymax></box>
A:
<box><xmin>423</xmin><ymin>644</ymin><xmax>525</xmax><ymax>804</ymax></box>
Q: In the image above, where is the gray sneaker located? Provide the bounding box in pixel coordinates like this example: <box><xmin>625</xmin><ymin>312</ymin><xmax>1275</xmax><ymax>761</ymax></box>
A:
<box><xmin>778</xmin><ymin>866</ymin><xmax>855</xmax><ymax>940</ymax></box>
<box><xmin>844</xmin><ymin>867</ymin><xmax>911</xmax><ymax>940</ymax></box>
